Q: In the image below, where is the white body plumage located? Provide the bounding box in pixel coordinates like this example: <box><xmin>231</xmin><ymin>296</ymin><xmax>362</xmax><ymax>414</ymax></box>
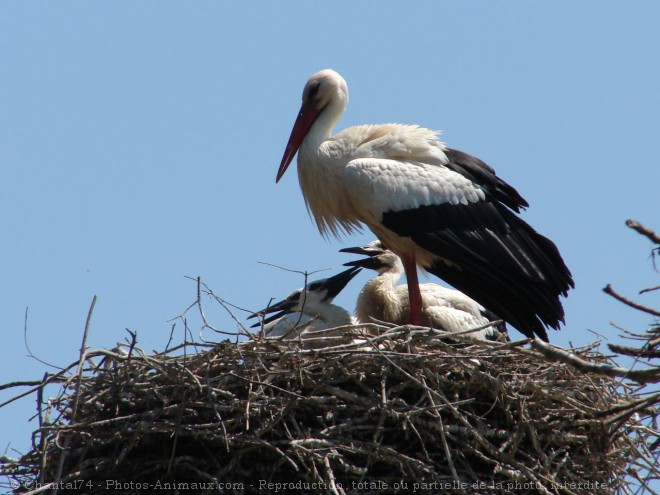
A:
<box><xmin>343</xmin><ymin>241</ymin><xmax>505</xmax><ymax>341</ymax></box>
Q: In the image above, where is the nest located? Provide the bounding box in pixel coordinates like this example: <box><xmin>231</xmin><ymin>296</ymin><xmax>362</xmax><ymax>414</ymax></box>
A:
<box><xmin>2</xmin><ymin>324</ymin><xmax>653</xmax><ymax>495</ymax></box>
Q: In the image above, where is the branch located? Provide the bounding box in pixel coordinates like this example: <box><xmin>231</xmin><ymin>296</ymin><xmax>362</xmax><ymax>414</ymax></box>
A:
<box><xmin>531</xmin><ymin>339</ymin><xmax>660</xmax><ymax>385</ymax></box>
<box><xmin>23</xmin><ymin>307</ymin><xmax>63</xmax><ymax>370</ymax></box>
<box><xmin>603</xmin><ymin>284</ymin><xmax>660</xmax><ymax>318</ymax></box>
<box><xmin>53</xmin><ymin>294</ymin><xmax>97</xmax><ymax>495</ymax></box>
<box><xmin>626</xmin><ymin>219</ymin><xmax>660</xmax><ymax>245</ymax></box>
<box><xmin>608</xmin><ymin>343</ymin><xmax>660</xmax><ymax>359</ymax></box>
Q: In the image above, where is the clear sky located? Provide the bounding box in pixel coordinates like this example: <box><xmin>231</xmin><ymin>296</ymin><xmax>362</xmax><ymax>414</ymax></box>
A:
<box><xmin>1</xmin><ymin>0</ymin><xmax>658</xmax><ymax>484</ymax></box>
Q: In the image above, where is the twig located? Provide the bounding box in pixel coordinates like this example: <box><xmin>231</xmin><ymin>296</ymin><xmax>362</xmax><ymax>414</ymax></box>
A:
<box><xmin>0</xmin><ymin>370</ymin><xmax>72</xmax><ymax>409</ymax></box>
<box><xmin>0</xmin><ymin>380</ymin><xmax>49</xmax><ymax>391</ymax></box>
<box><xmin>608</xmin><ymin>343</ymin><xmax>660</xmax><ymax>359</ymax></box>
<box><xmin>22</xmin><ymin>307</ymin><xmax>63</xmax><ymax>370</ymax></box>
<box><xmin>194</xmin><ymin>277</ymin><xmax>251</xmax><ymax>338</ymax></box>
<box><xmin>603</xmin><ymin>284</ymin><xmax>660</xmax><ymax>318</ymax></box>
<box><xmin>531</xmin><ymin>339</ymin><xmax>660</xmax><ymax>384</ymax></box>
<box><xmin>52</xmin><ymin>295</ymin><xmax>96</xmax><ymax>495</ymax></box>
<box><xmin>256</xmin><ymin>261</ymin><xmax>329</xmax><ymax>278</ymax></box>
<box><xmin>626</xmin><ymin>219</ymin><xmax>660</xmax><ymax>245</ymax></box>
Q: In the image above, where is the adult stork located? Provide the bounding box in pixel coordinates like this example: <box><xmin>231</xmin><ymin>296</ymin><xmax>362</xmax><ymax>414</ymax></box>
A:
<box><xmin>276</xmin><ymin>69</ymin><xmax>574</xmax><ymax>341</ymax></box>
<box><xmin>342</xmin><ymin>241</ymin><xmax>507</xmax><ymax>341</ymax></box>
<box><xmin>248</xmin><ymin>266</ymin><xmax>360</xmax><ymax>340</ymax></box>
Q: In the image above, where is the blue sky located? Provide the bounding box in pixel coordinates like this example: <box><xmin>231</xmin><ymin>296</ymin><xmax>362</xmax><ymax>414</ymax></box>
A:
<box><xmin>1</xmin><ymin>0</ymin><xmax>658</xmax><ymax>482</ymax></box>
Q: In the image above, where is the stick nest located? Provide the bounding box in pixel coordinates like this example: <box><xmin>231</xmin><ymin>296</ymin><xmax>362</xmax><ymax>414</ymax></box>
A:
<box><xmin>2</xmin><ymin>325</ymin><xmax>653</xmax><ymax>495</ymax></box>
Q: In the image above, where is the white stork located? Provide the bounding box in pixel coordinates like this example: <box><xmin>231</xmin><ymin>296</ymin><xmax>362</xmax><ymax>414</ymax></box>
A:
<box><xmin>342</xmin><ymin>241</ymin><xmax>507</xmax><ymax>341</ymax></box>
<box><xmin>248</xmin><ymin>266</ymin><xmax>360</xmax><ymax>340</ymax></box>
<box><xmin>276</xmin><ymin>69</ymin><xmax>574</xmax><ymax>341</ymax></box>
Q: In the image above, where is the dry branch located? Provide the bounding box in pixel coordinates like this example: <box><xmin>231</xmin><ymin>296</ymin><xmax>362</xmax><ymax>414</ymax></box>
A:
<box><xmin>531</xmin><ymin>339</ymin><xmax>660</xmax><ymax>385</ymax></box>
<box><xmin>603</xmin><ymin>285</ymin><xmax>660</xmax><ymax>318</ymax></box>
<box><xmin>626</xmin><ymin>219</ymin><xmax>660</xmax><ymax>245</ymax></box>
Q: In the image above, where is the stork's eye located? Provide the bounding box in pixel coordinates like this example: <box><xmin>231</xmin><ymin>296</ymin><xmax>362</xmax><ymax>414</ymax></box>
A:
<box><xmin>307</xmin><ymin>81</ymin><xmax>321</xmax><ymax>101</ymax></box>
<box><xmin>308</xmin><ymin>281</ymin><xmax>322</xmax><ymax>291</ymax></box>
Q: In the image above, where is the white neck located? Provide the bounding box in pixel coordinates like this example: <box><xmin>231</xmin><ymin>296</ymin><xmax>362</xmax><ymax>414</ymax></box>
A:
<box><xmin>355</xmin><ymin>265</ymin><xmax>407</xmax><ymax>324</ymax></box>
<box><xmin>296</xmin><ymin>91</ymin><xmax>362</xmax><ymax>238</ymax></box>
<box><xmin>300</xmin><ymin>90</ymin><xmax>348</xmax><ymax>159</ymax></box>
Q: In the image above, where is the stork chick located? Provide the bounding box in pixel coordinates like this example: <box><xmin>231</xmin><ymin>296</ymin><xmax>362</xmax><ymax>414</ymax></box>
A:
<box><xmin>342</xmin><ymin>241</ymin><xmax>507</xmax><ymax>341</ymax></box>
<box><xmin>248</xmin><ymin>266</ymin><xmax>360</xmax><ymax>341</ymax></box>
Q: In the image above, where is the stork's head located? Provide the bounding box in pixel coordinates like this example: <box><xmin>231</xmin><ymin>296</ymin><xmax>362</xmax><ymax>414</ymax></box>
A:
<box><xmin>248</xmin><ymin>266</ymin><xmax>360</xmax><ymax>327</ymax></box>
<box><xmin>276</xmin><ymin>69</ymin><xmax>349</xmax><ymax>183</ymax></box>
<box><xmin>305</xmin><ymin>266</ymin><xmax>361</xmax><ymax>303</ymax></box>
<box><xmin>340</xmin><ymin>240</ymin><xmax>404</xmax><ymax>275</ymax></box>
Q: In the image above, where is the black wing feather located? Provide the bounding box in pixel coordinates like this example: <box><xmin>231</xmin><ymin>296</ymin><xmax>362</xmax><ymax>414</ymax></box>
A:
<box><xmin>381</xmin><ymin>154</ymin><xmax>574</xmax><ymax>342</ymax></box>
<box><xmin>443</xmin><ymin>148</ymin><xmax>529</xmax><ymax>212</ymax></box>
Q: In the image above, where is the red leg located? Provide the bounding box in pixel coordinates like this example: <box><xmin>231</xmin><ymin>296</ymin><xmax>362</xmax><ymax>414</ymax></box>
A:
<box><xmin>402</xmin><ymin>255</ymin><xmax>422</xmax><ymax>325</ymax></box>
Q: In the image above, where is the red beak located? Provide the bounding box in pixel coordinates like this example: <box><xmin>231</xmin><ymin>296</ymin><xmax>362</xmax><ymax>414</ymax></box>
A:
<box><xmin>276</xmin><ymin>103</ymin><xmax>322</xmax><ymax>183</ymax></box>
